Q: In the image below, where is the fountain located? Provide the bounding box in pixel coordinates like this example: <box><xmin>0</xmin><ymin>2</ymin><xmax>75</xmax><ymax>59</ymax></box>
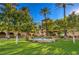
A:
<box><xmin>31</xmin><ymin>28</ymin><xmax>55</xmax><ymax>43</ymax></box>
<box><xmin>32</xmin><ymin>37</ymin><xmax>55</xmax><ymax>43</ymax></box>
<box><xmin>30</xmin><ymin>20</ymin><xmax>56</xmax><ymax>43</ymax></box>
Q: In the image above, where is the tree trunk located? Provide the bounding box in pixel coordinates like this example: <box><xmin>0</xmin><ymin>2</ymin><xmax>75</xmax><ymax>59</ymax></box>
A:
<box><xmin>44</xmin><ymin>14</ymin><xmax>48</xmax><ymax>36</ymax></box>
<box><xmin>5</xmin><ymin>31</ymin><xmax>10</xmax><ymax>40</ymax></box>
<box><xmin>72</xmin><ymin>35</ymin><xmax>76</xmax><ymax>44</ymax></box>
<box><xmin>25</xmin><ymin>33</ymin><xmax>29</xmax><ymax>41</ymax></box>
<box><xmin>72</xmin><ymin>30</ymin><xmax>76</xmax><ymax>44</ymax></box>
<box><xmin>15</xmin><ymin>32</ymin><xmax>19</xmax><ymax>44</ymax></box>
<box><xmin>64</xmin><ymin>28</ymin><xmax>67</xmax><ymax>38</ymax></box>
<box><xmin>63</xmin><ymin>5</ymin><xmax>67</xmax><ymax>39</ymax></box>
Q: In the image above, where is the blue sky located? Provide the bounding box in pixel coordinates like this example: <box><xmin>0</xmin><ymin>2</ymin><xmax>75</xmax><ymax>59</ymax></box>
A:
<box><xmin>16</xmin><ymin>3</ymin><xmax>79</xmax><ymax>23</ymax></box>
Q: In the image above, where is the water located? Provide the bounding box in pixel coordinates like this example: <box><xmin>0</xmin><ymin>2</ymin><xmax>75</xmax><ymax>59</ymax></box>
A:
<box><xmin>33</xmin><ymin>38</ymin><xmax>48</xmax><ymax>40</ymax></box>
<box><xmin>32</xmin><ymin>37</ymin><xmax>54</xmax><ymax>42</ymax></box>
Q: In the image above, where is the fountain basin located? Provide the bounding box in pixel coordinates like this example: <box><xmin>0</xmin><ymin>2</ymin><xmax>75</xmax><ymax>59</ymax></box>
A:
<box><xmin>32</xmin><ymin>37</ymin><xmax>55</xmax><ymax>43</ymax></box>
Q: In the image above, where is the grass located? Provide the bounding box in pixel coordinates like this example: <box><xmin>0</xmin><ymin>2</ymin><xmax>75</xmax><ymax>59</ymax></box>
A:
<box><xmin>0</xmin><ymin>38</ymin><xmax>79</xmax><ymax>55</ymax></box>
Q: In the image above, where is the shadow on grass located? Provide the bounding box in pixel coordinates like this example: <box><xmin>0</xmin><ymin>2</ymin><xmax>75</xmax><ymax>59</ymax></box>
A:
<box><xmin>0</xmin><ymin>40</ymin><xmax>79</xmax><ymax>55</ymax></box>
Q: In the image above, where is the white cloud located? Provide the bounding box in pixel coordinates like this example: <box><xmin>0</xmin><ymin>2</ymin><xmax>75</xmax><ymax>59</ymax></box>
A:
<box><xmin>75</xmin><ymin>8</ymin><xmax>79</xmax><ymax>15</ymax></box>
<box><xmin>70</xmin><ymin>8</ymin><xmax>79</xmax><ymax>15</ymax></box>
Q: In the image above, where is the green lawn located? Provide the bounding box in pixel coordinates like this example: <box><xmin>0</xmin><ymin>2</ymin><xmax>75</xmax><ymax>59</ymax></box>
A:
<box><xmin>0</xmin><ymin>38</ymin><xmax>79</xmax><ymax>55</ymax></box>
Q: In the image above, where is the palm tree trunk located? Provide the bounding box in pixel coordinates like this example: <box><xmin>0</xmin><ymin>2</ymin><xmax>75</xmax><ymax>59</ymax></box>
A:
<box><xmin>44</xmin><ymin>14</ymin><xmax>48</xmax><ymax>36</ymax></box>
<box><xmin>63</xmin><ymin>5</ymin><xmax>67</xmax><ymax>38</ymax></box>
<box><xmin>46</xmin><ymin>20</ymin><xmax>48</xmax><ymax>36</ymax></box>
<box><xmin>64</xmin><ymin>28</ymin><xmax>67</xmax><ymax>38</ymax></box>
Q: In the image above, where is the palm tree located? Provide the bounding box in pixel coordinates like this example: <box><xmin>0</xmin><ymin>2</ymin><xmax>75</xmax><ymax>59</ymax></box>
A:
<box><xmin>56</xmin><ymin>3</ymin><xmax>73</xmax><ymax>38</ymax></box>
<box><xmin>40</xmin><ymin>7</ymin><xmax>50</xmax><ymax>36</ymax></box>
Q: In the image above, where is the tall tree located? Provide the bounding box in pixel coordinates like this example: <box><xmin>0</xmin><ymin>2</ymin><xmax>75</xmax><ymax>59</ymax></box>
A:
<box><xmin>56</xmin><ymin>3</ymin><xmax>73</xmax><ymax>38</ymax></box>
<box><xmin>40</xmin><ymin>7</ymin><xmax>50</xmax><ymax>36</ymax></box>
<box><xmin>13</xmin><ymin>7</ymin><xmax>33</xmax><ymax>44</ymax></box>
<box><xmin>0</xmin><ymin>3</ymin><xmax>17</xmax><ymax>39</ymax></box>
<box><xmin>67</xmin><ymin>11</ymin><xmax>77</xmax><ymax>44</ymax></box>
<box><xmin>21</xmin><ymin>7</ymin><xmax>33</xmax><ymax>39</ymax></box>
